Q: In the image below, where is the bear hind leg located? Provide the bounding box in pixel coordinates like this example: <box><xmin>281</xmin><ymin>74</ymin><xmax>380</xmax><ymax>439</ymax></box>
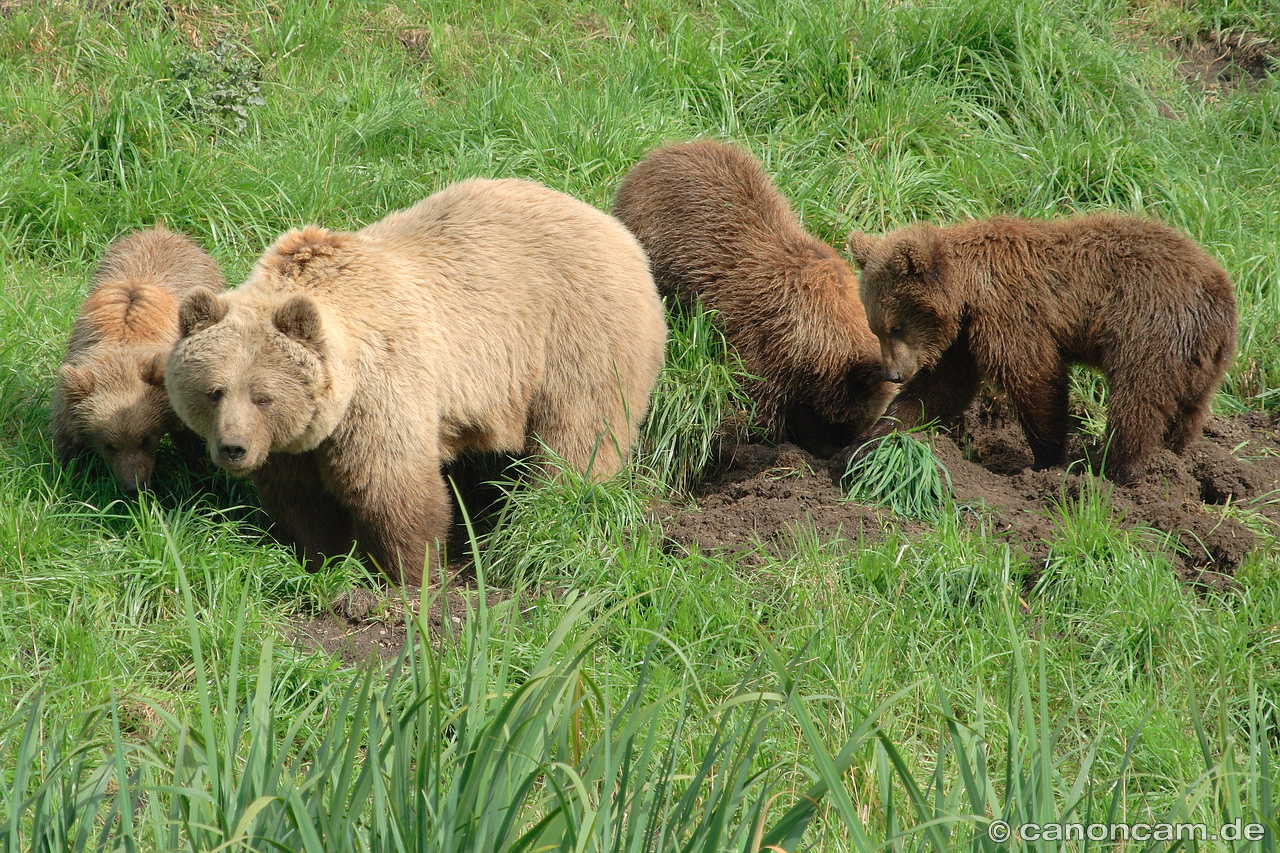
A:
<box><xmin>1163</xmin><ymin>365</ymin><xmax>1221</xmax><ymax>455</ymax></box>
<box><xmin>526</xmin><ymin>393</ymin><xmax>637</xmax><ymax>482</ymax></box>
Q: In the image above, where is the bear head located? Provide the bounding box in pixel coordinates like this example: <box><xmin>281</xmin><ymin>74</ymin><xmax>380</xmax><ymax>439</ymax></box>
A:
<box><xmin>58</xmin><ymin>349</ymin><xmax>175</xmax><ymax>495</ymax></box>
<box><xmin>847</xmin><ymin>224</ymin><xmax>961</xmax><ymax>384</ymax></box>
<box><xmin>165</xmin><ymin>286</ymin><xmax>345</xmax><ymax>476</ymax></box>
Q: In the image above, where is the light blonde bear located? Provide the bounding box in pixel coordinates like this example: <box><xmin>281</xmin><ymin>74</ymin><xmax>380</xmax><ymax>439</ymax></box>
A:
<box><xmin>166</xmin><ymin>179</ymin><xmax>667</xmax><ymax>585</ymax></box>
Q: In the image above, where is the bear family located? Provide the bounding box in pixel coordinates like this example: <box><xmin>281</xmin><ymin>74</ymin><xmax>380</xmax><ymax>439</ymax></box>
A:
<box><xmin>613</xmin><ymin>140</ymin><xmax>892</xmax><ymax>456</ymax></box>
<box><xmin>165</xmin><ymin>178</ymin><xmax>667</xmax><ymax>585</ymax></box>
<box><xmin>847</xmin><ymin>213</ymin><xmax>1238</xmax><ymax>484</ymax></box>
<box><xmin>51</xmin><ymin>226</ymin><xmax>226</xmax><ymax>494</ymax></box>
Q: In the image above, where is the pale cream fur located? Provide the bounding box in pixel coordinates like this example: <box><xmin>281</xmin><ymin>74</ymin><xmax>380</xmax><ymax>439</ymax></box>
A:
<box><xmin>166</xmin><ymin>178</ymin><xmax>667</xmax><ymax>584</ymax></box>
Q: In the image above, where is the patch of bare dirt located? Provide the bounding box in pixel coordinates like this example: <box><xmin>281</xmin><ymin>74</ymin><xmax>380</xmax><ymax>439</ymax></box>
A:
<box><xmin>292</xmin><ymin>407</ymin><xmax>1279</xmax><ymax>664</ymax></box>
<box><xmin>659</xmin><ymin>402</ymin><xmax>1280</xmax><ymax>586</ymax></box>
<box><xmin>658</xmin><ymin>443</ymin><xmax>899</xmax><ymax>563</ymax></box>
<box><xmin>939</xmin><ymin>400</ymin><xmax>1280</xmax><ymax>587</ymax></box>
<box><xmin>1173</xmin><ymin>29</ymin><xmax>1278</xmax><ymax>91</ymax></box>
<box><xmin>291</xmin><ymin>576</ymin><xmax>509</xmax><ymax>666</ymax></box>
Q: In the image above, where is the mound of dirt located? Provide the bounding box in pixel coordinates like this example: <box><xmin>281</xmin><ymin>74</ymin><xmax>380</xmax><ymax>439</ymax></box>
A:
<box><xmin>295</xmin><ymin>405</ymin><xmax>1278</xmax><ymax>663</ymax></box>
<box><xmin>660</xmin><ymin>401</ymin><xmax>1280</xmax><ymax>586</ymax></box>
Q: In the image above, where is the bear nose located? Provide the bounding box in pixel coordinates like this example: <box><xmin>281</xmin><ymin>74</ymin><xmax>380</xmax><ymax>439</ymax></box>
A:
<box><xmin>882</xmin><ymin>368</ymin><xmax>903</xmax><ymax>383</ymax></box>
<box><xmin>120</xmin><ymin>479</ymin><xmax>139</xmax><ymax>498</ymax></box>
<box><xmin>220</xmin><ymin>442</ymin><xmax>248</xmax><ymax>463</ymax></box>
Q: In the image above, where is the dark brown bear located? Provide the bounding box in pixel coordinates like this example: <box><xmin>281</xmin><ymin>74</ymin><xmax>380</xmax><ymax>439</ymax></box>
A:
<box><xmin>847</xmin><ymin>214</ymin><xmax>1238</xmax><ymax>484</ymax></box>
<box><xmin>613</xmin><ymin>140</ymin><xmax>892</xmax><ymax>456</ymax></box>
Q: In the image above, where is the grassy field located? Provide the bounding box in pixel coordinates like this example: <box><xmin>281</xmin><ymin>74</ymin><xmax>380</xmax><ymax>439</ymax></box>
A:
<box><xmin>1</xmin><ymin>0</ymin><xmax>1278</xmax><ymax>849</ymax></box>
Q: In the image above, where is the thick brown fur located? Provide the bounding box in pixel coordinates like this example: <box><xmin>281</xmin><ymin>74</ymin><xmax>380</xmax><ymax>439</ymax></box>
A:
<box><xmin>50</xmin><ymin>226</ymin><xmax>226</xmax><ymax>494</ymax></box>
<box><xmin>612</xmin><ymin>140</ymin><xmax>892</xmax><ymax>456</ymax></box>
<box><xmin>166</xmin><ymin>178</ymin><xmax>667</xmax><ymax>586</ymax></box>
<box><xmin>847</xmin><ymin>213</ymin><xmax>1238</xmax><ymax>484</ymax></box>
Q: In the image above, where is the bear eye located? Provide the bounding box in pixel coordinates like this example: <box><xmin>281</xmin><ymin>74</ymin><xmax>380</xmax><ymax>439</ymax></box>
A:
<box><xmin>103</xmin><ymin>442</ymin><xmax>118</xmax><ymax>453</ymax></box>
<box><xmin>890</xmin><ymin>324</ymin><xmax>904</xmax><ymax>337</ymax></box>
<box><xmin>254</xmin><ymin>396</ymin><xmax>273</xmax><ymax>410</ymax></box>
<box><xmin>206</xmin><ymin>389</ymin><xmax>224</xmax><ymax>404</ymax></box>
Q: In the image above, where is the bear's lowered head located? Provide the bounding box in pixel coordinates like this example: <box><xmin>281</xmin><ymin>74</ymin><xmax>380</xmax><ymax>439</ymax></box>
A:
<box><xmin>56</xmin><ymin>349</ymin><xmax>174</xmax><ymax>494</ymax></box>
<box><xmin>847</xmin><ymin>224</ymin><xmax>961</xmax><ymax>384</ymax></box>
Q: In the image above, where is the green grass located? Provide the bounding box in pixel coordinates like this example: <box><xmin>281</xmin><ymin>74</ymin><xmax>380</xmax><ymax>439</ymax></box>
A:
<box><xmin>1</xmin><ymin>0</ymin><xmax>1279</xmax><ymax>849</ymax></box>
<box><xmin>840</xmin><ymin>428</ymin><xmax>953</xmax><ymax>521</ymax></box>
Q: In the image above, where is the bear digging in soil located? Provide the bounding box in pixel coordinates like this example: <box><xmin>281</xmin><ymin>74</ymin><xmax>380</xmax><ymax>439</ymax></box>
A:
<box><xmin>51</xmin><ymin>226</ymin><xmax>226</xmax><ymax>495</ymax></box>
<box><xmin>614</xmin><ymin>140</ymin><xmax>892</xmax><ymax>456</ymax></box>
<box><xmin>846</xmin><ymin>213</ymin><xmax>1237</xmax><ymax>484</ymax></box>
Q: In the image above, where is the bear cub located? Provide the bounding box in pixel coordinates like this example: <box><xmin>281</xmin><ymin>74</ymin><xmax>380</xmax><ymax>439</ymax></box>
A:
<box><xmin>847</xmin><ymin>213</ymin><xmax>1237</xmax><ymax>484</ymax></box>
<box><xmin>51</xmin><ymin>226</ymin><xmax>226</xmax><ymax>494</ymax></box>
<box><xmin>613</xmin><ymin>140</ymin><xmax>892</xmax><ymax>456</ymax></box>
<box><xmin>166</xmin><ymin>178</ymin><xmax>666</xmax><ymax>585</ymax></box>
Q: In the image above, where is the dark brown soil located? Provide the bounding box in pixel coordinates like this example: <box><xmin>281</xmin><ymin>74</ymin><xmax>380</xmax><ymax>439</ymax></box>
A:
<box><xmin>660</xmin><ymin>401</ymin><xmax>1280</xmax><ymax>587</ymax></box>
<box><xmin>292</xmin><ymin>579</ymin><xmax>508</xmax><ymax>666</ymax></box>
<box><xmin>1173</xmin><ymin>29</ymin><xmax>1278</xmax><ymax>91</ymax></box>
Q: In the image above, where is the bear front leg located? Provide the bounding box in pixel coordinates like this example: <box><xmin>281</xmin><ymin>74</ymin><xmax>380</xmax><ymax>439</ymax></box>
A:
<box><xmin>834</xmin><ymin>340</ymin><xmax>980</xmax><ymax>476</ymax></box>
<box><xmin>1002</xmin><ymin>367</ymin><xmax>1071</xmax><ymax>471</ymax></box>
<box><xmin>252</xmin><ymin>451</ymin><xmax>357</xmax><ymax>572</ymax></box>
<box><xmin>335</xmin><ymin>456</ymin><xmax>451</xmax><ymax>588</ymax></box>
<box><xmin>171</xmin><ymin>427</ymin><xmax>210</xmax><ymax>475</ymax></box>
<box><xmin>50</xmin><ymin>392</ymin><xmax>78</xmax><ymax>465</ymax></box>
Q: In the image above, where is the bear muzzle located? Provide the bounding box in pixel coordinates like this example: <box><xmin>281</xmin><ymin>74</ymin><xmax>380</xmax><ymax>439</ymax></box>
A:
<box><xmin>219</xmin><ymin>439</ymin><xmax>248</xmax><ymax>463</ymax></box>
<box><xmin>214</xmin><ymin>436</ymin><xmax>261</xmax><ymax>474</ymax></box>
<box><xmin>108</xmin><ymin>453</ymin><xmax>154</xmax><ymax>497</ymax></box>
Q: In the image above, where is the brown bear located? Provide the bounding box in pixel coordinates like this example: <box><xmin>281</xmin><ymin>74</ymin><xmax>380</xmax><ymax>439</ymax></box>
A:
<box><xmin>51</xmin><ymin>226</ymin><xmax>226</xmax><ymax>495</ymax></box>
<box><xmin>165</xmin><ymin>178</ymin><xmax>667</xmax><ymax>585</ymax></box>
<box><xmin>612</xmin><ymin>140</ymin><xmax>893</xmax><ymax>456</ymax></box>
<box><xmin>846</xmin><ymin>213</ymin><xmax>1238</xmax><ymax>484</ymax></box>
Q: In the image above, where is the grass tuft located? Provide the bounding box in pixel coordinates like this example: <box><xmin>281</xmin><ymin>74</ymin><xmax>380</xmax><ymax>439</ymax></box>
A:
<box><xmin>840</xmin><ymin>428</ymin><xmax>954</xmax><ymax>521</ymax></box>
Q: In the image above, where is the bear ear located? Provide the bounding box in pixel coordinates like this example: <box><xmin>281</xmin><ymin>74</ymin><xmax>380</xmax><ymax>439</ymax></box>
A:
<box><xmin>847</xmin><ymin>231</ymin><xmax>878</xmax><ymax>269</ymax></box>
<box><xmin>140</xmin><ymin>351</ymin><xmax>166</xmax><ymax>388</ymax></box>
<box><xmin>273</xmin><ymin>295</ymin><xmax>323</xmax><ymax>346</ymax></box>
<box><xmin>887</xmin><ymin>228</ymin><xmax>943</xmax><ymax>279</ymax></box>
<box><xmin>59</xmin><ymin>363</ymin><xmax>95</xmax><ymax>400</ymax></box>
<box><xmin>178</xmin><ymin>287</ymin><xmax>228</xmax><ymax>338</ymax></box>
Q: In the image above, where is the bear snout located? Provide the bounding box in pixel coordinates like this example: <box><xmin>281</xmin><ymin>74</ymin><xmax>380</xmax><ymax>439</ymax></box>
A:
<box><xmin>109</xmin><ymin>454</ymin><xmax>154</xmax><ymax>497</ymax></box>
<box><xmin>219</xmin><ymin>440</ymin><xmax>249</xmax><ymax>464</ymax></box>
<box><xmin>882</xmin><ymin>366</ymin><xmax>904</xmax><ymax>383</ymax></box>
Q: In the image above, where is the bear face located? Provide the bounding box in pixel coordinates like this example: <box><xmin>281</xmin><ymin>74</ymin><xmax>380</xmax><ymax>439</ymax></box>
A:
<box><xmin>57</xmin><ymin>350</ymin><xmax>173</xmax><ymax>494</ymax></box>
<box><xmin>166</xmin><ymin>288</ymin><xmax>338</xmax><ymax>475</ymax></box>
<box><xmin>848</xmin><ymin>226</ymin><xmax>961</xmax><ymax>384</ymax></box>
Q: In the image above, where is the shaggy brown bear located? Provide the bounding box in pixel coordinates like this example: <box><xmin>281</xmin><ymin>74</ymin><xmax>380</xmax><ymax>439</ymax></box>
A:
<box><xmin>165</xmin><ymin>178</ymin><xmax>666</xmax><ymax>585</ymax></box>
<box><xmin>612</xmin><ymin>140</ymin><xmax>892</xmax><ymax>455</ymax></box>
<box><xmin>846</xmin><ymin>213</ymin><xmax>1238</xmax><ymax>484</ymax></box>
<box><xmin>51</xmin><ymin>226</ymin><xmax>226</xmax><ymax>495</ymax></box>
